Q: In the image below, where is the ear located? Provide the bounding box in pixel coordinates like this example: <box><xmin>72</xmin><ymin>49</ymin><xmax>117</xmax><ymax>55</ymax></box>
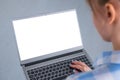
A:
<box><xmin>105</xmin><ymin>3</ymin><xmax>116</xmax><ymax>24</ymax></box>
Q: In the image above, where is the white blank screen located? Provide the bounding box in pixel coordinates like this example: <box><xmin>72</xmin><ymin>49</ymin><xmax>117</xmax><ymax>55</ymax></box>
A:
<box><xmin>13</xmin><ymin>10</ymin><xmax>83</xmax><ymax>61</ymax></box>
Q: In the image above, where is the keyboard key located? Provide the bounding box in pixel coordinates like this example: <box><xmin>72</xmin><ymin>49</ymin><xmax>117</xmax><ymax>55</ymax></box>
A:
<box><xmin>27</xmin><ymin>55</ymin><xmax>93</xmax><ymax>80</ymax></box>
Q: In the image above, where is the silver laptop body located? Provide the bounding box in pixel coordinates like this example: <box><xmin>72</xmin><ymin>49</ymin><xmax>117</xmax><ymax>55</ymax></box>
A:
<box><xmin>12</xmin><ymin>9</ymin><xmax>93</xmax><ymax>80</ymax></box>
<box><xmin>21</xmin><ymin>46</ymin><xmax>93</xmax><ymax>80</ymax></box>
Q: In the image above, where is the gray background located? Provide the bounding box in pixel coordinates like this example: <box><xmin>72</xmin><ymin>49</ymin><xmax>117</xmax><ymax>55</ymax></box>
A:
<box><xmin>0</xmin><ymin>0</ymin><xmax>112</xmax><ymax>80</ymax></box>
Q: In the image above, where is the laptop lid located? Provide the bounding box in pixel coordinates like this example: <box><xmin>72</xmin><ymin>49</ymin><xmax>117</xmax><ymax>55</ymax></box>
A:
<box><xmin>12</xmin><ymin>9</ymin><xmax>83</xmax><ymax>64</ymax></box>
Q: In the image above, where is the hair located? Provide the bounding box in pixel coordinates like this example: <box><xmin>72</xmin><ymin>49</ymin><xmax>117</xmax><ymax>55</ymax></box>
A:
<box><xmin>97</xmin><ymin>0</ymin><xmax>109</xmax><ymax>6</ymax></box>
<box><xmin>87</xmin><ymin>0</ymin><xmax>109</xmax><ymax>9</ymax></box>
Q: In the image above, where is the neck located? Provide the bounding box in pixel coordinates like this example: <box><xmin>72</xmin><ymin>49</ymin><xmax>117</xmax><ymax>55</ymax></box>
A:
<box><xmin>111</xmin><ymin>24</ymin><xmax>120</xmax><ymax>50</ymax></box>
<box><xmin>112</xmin><ymin>40</ymin><xmax>120</xmax><ymax>50</ymax></box>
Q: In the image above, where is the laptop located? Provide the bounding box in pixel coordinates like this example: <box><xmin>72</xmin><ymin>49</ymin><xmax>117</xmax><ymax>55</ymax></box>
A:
<box><xmin>12</xmin><ymin>9</ymin><xmax>94</xmax><ymax>80</ymax></box>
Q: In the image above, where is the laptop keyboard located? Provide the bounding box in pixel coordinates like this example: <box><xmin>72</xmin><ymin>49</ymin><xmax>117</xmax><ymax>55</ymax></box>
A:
<box><xmin>27</xmin><ymin>55</ymin><xmax>94</xmax><ymax>80</ymax></box>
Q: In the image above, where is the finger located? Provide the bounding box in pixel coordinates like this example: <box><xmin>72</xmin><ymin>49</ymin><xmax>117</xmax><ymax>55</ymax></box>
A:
<box><xmin>70</xmin><ymin>64</ymin><xmax>84</xmax><ymax>72</ymax></box>
<box><xmin>70</xmin><ymin>64</ymin><xmax>92</xmax><ymax>72</ymax></box>
<box><xmin>72</xmin><ymin>61</ymin><xmax>86</xmax><ymax>66</ymax></box>
<box><xmin>83</xmin><ymin>66</ymin><xmax>92</xmax><ymax>71</ymax></box>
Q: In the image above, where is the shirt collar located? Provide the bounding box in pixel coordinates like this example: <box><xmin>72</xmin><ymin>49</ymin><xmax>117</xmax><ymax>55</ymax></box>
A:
<box><xmin>95</xmin><ymin>51</ymin><xmax>120</xmax><ymax>67</ymax></box>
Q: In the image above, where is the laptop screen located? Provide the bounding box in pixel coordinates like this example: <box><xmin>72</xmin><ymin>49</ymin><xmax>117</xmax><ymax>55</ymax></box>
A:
<box><xmin>13</xmin><ymin>9</ymin><xmax>83</xmax><ymax>61</ymax></box>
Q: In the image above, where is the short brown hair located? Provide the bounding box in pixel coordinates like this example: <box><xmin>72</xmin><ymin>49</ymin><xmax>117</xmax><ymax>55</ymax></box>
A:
<box><xmin>87</xmin><ymin>0</ymin><xmax>109</xmax><ymax>8</ymax></box>
<box><xmin>97</xmin><ymin>0</ymin><xmax>109</xmax><ymax>6</ymax></box>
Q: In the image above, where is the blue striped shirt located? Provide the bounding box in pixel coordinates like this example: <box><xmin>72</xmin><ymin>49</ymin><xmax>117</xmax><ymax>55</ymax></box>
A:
<box><xmin>66</xmin><ymin>51</ymin><xmax>120</xmax><ymax>80</ymax></box>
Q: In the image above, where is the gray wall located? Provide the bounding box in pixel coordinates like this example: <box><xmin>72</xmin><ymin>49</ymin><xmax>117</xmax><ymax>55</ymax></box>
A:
<box><xmin>0</xmin><ymin>0</ymin><xmax>112</xmax><ymax>80</ymax></box>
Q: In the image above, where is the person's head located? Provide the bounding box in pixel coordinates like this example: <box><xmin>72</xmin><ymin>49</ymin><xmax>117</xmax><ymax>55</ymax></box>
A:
<box><xmin>87</xmin><ymin>0</ymin><xmax>120</xmax><ymax>50</ymax></box>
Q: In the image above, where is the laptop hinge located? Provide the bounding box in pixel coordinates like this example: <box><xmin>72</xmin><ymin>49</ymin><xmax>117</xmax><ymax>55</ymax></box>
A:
<box><xmin>24</xmin><ymin>49</ymin><xmax>83</xmax><ymax>67</ymax></box>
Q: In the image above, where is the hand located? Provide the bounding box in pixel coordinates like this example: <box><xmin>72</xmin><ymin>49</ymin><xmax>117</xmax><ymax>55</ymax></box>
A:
<box><xmin>70</xmin><ymin>61</ymin><xmax>92</xmax><ymax>73</ymax></box>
